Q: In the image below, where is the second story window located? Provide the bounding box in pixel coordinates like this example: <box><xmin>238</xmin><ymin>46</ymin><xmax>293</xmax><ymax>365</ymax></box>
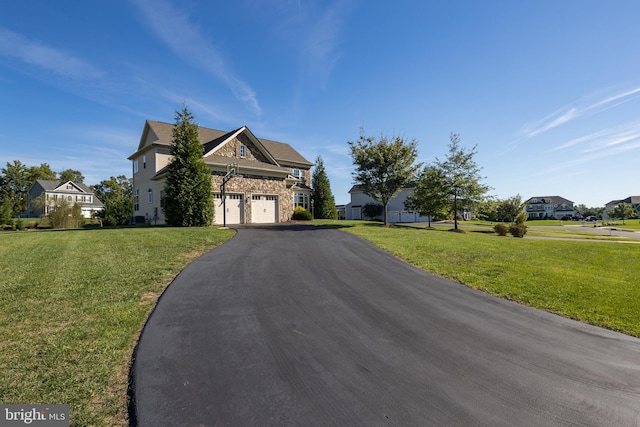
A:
<box><xmin>143</xmin><ymin>155</ymin><xmax>146</xmax><ymax>169</ymax></box>
<box><xmin>292</xmin><ymin>169</ymin><xmax>301</xmax><ymax>179</ymax></box>
<box><xmin>240</xmin><ymin>145</ymin><xmax>246</xmax><ymax>158</ymax></box>
<box><xmin>133</xmin><ymin>160</ymin><xmax>139</xmax><ymax>174</ymax></box>
<box><xmin>147</xmin><ymin>189</ymin><xmax>153</xmax><ymax>203</ymax></box>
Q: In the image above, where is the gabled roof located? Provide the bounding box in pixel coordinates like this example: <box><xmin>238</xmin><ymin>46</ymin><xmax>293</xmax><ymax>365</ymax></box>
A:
<box><xmin>33</xmin><ymin>180</ymin><xmax>93</xmax><ymax>194</ymax></box>
<box><xmin>29</xmin><ymin>180</ymin><xmax>104</xmax><ymax>208</ymax></box>
<box><xmin>131</xmin><ymin>120</ymin><xmax>312</xmax><ymax>167</ymax></box>
<box><xmin>348</xmin><ymin>183</ymin><xmax>415</xmax><ymax>193</ymax></box>
<box><xmin>605</xmin><ymin>196</ymin><xmax>640</xmax><ymax>206</ymax></box>
<box><xmin>525</xmin><ymin>196</ymin><xmax>574</xmax><ymax>205</ymax></box>
<box><xmin>203</xmin><ymin>126</ymin><xmax>281</xmax><ymax>166</ymax></box>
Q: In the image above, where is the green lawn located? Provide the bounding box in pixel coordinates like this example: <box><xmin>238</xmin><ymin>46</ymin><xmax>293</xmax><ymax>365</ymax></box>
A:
<box><xmin>2</xmin><ymin>221</ymin><xmax>639</xmax><ymax>425</ymax></box>
<box><xmin>0</xmin><ymin>227</ymin><xmax>235</xmax><ymax>426</ymax></box>
<box><xmin>329</xmin><ymin>220</ymin><xmax>640</xmax><ymax>337</ymax></box>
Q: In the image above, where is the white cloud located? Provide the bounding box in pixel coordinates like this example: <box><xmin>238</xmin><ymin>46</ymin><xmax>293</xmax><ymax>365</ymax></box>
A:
<box><xmin>550</xmin><ymin>121</ymin><xmax>640</xmax><ymax>154</ymax></box>
<box><xmin>521</xmin><ymin>87</ymin><xmax>640</xmax><ymax>138</ymax></box>
<box><xmin>300</xmin><ymin>1</ymin><xmax>353</xmax><ymax>89</ymax></box>
<box><xmin>131</xmin><ymin>0</ymin><xmax>261</xmax><ymax>115</ymax></box>
<box><xmin>0</xmin><ymin>26</ymin><xmax>104</xmax><ymax>80</ymax></box>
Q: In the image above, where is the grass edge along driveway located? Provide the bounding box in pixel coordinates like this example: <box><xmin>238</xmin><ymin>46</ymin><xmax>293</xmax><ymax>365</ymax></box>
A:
<box><xmin>0</xmin><ymin>227</ymin><xmax>235</xmax><ymax>426</ymax></box>
<box><xmin>336</xmin><ymin>220</ymin><xmax>640</xmax><ymax>338</ymax></box>
<box><xmin>2</xmin><ymin>221</ymin><xmax>639</xmax><ymax>425</ymax></box>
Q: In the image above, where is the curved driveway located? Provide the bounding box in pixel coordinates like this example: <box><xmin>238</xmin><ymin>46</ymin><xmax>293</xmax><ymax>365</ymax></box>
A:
<box><xmin>131</xmin><ymin>224</ymin><xmax>640</xmax><ymax>426</ymax></box>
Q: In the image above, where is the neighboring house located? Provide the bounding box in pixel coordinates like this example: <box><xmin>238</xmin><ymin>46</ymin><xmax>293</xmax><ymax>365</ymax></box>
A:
<box><xmin>345</xmin><ymin>185</ymin><xmax>431</xmax><ymax>223</ymax></box>
<box><xmin>27</xmin><ymin>180</ymin><xmax>104</xmax><ymax>219</ymax></box>
<box><xmin>128</xmin><ymin>120</ymin><xmax>313</xmax><ymax>225</ymax></box>
<box><xmin>523</xmin><ymin>196</ymin><xmax>575</xmax><ymax>219</ymax></box>
<box><xmin>603</xmin><ymin>196</ymin><xmax>640</xmax><ymax>220</ymax></box>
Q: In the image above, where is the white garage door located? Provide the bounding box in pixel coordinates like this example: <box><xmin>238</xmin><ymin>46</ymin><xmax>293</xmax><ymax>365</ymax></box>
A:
<box><xmin>215</xmin><ymin>193</ymin><xmax>244</xmax><ymax>225</ymax></box>
<box><xmin>251</xmin><ymin>195</ymin><xmax>278</xmax><ymax>223</ymax></box>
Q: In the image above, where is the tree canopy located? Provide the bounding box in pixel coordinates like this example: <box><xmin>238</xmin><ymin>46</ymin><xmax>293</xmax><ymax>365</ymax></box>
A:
<box><xmin>162</xmin><ymin>106</ymin><xmax>214</xmax><ymax>227</ymax></box>
<box><xmin>311</xmin><ymin>156</ymin><xmax>338</xmax><ymax>219</ymax></box>
<box><xmin>0</xmin><ymin>161</ymin><xmax>88</xmax><ymax>217</ymax></box>
<box><xmin>608</xmin><ymin>203</ymin><xmax>638</xmax><ymax>224</ymax></box>
<box><xmin>404</xmin><ymin>165</ymin><xmax>449</xmax><ymax>227</ymax></box>
<box><xmin>348</xmin><ymin>130</ymin><xmax>421</xmax><ymax>226</ymax></box>
<box><xmin>423</xmin><ymin>133</ymin><xmax>490</xmax><ymax>230</ymax></box>
<box><xmin>92</xmin><ymin>175</ymin><xmax>132</xmax><ymax>226</ymax></box>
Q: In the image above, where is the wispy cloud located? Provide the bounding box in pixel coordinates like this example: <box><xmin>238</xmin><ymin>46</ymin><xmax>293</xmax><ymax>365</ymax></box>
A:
<box><xmin>550</xmin><ymin>121</ymin><xmax>640</xmax><ymax>153</ymax></box>
<box><xmin>131</xmin><ymin>0</ymin><xmax>261</xmax><ymax>115</ymax></box>
<box><xmin>299</xmin><ymin>1</ymin><xmax>353</xmax><ymax>90</ymax></box>
<box><xmin>0</xmin><ymin>26</ymin><xmax>104</xmax><ymax>80</ymax></box>
<box><xmin>521</xmin><ymin>87</ymin><xmax>640</xmax><ymax>138</ymax></box>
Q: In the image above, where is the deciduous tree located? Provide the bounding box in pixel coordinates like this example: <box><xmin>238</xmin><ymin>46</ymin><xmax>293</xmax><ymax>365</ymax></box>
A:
<box><xmin>608</xmin><ymin>203</ymin><xmax>638</xmax><ymax>224</ymax></box>
<box><xmin>162</xmin><ymin>106</ymin><xmax>214</xmax><ymax>227</ymax></box>
<box><xmin>431</xmin><ymin>133</ymin><xmax>490</xmax><ymax>230</ymax></box>
<box><xmin>92</xmin><ymin>175</ymin><xmax>132</xmax><ymax>226</ymax></box>
<box><xmin>404</xmin><ymin>165</ymin><xmax>449</xmax><ymax>227</ymax></box>
<box><xmin>59</xmin><ymin>169</ymin><xmax>85</xmax><ymax>184</ymax></box>
<box><xmin>0</xmin><ymin>160</ymin><xmax>29</xmax><ymax>217</ymax></box>
<box><xmin>348</xmin><ymin>130</ymin><xmax>421</xmax><ymax>226</ymax></box>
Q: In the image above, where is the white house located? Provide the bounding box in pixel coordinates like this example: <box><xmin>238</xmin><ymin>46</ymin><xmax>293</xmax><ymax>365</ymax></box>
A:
<box><xmin>523</xmin><ymin>196</ymin><xmax>575</xmax><ymax>220</ymax></box>
<box><xmin>603</xmin><ymin>196</ymin><xmax>640</xmax><ymax>220</ymax></box>
<box><xmin>27</xmin><ymin>180</ymin><xmax>104</xmax><ymax>219</ymax></box>
<box><xmin>344</xmin><ymin>185</ymin><xmax>431</xmax><ymax>223</ymax></box>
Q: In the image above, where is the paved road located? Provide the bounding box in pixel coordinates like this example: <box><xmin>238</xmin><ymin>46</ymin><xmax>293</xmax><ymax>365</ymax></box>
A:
<box><xmin>130</xmin><ymin>224</ymin><xmax>640</xmax><ymax>426</ymax></box>
<box><xmin>531</xmin><ymin>224</ymin><xmax>640</xmax><ymax>240</ymax></box>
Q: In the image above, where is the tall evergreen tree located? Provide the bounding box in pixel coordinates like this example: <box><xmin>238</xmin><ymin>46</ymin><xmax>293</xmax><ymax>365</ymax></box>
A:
<box><xmin>162</xmin><ymin>106</ymin><xmax>214</xmax><ymax>227</ymax></box>
<box><xmin>311</xmin><ymin>156</ymin><xmax>338</xmax><ymax>219</ymax></box>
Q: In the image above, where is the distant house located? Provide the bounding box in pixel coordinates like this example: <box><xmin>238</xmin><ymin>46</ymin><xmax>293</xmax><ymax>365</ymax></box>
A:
<box><xmin>128</xmin><ymin>120</ymin><xmax>313</xmax><ymax>225</ymax></box>
<box><xmin>27</xmin><ymin>180</ymin><xmax>104</xmax><ymax>219</ymax></box>
<box><xmin>523</xmin><ymin>196</ymin><xmax>575</xmax><ymax>220</ymax></box>
<box><xmin>345</xmin><ymin>185</ymin><xmax>432</xmax><ymax>223</ymax></box>
<box><xmin>603</xmin><ymin>196</ymin><xmax>640</xmax><ymax>220</ymax></box>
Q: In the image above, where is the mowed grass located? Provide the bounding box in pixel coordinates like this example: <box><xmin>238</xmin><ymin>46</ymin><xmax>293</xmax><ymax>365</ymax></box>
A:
<box><xmin>2</xmin><ymin>222</ymin><xmax>639</xmax><ymax>425</ymax></box>
<box><xmin>0</xmin><ymin>227</ymin><xmax>235</xmax><ymax>426</ymax></box>
<box><xmin>331</xmin><ymin>221</ymin><xmax>640</xmax><ymax>337</ymax></box>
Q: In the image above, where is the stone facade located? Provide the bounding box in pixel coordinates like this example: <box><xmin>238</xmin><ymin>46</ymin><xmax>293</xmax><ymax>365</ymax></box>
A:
<box><xmin>211</xmin><ymin>172</ymin><xmax>295</xmax><ymax>223</ymax></box>
<box><xmin>129</xmin><ymin>121</ymin><xmax>312</xmax><ymax>225</ymax></box>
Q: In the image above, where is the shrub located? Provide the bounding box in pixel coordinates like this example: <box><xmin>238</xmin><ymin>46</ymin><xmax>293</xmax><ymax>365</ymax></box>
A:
<box><xmin>292</xmin><ymin>206</ymin><xmax>312</xmax><ymax>220</ymax></box>
<box><xmin>514</xmin><ymin>212</ymin><xmax>528</xmax><ymax>224</ymax></box>
<box><xmin>362</xmin><ymin>203</ymin><xmax>383</xmax><ymax>220</ymax></box>
<box><xmin>509</xmin><ymin>223</ymin><xmax>528</xmax><ymax>238</ymax></box>
<box><xmin>494</xmin><ymin>223</ymin><xmax>508</xmax><ymax>236</ymax></box>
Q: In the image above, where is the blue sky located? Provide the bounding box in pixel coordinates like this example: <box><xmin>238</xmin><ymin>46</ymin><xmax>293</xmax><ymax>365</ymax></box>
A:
<box><xmin>1</xmin><ymin>1</ymin><xmax>639</xmax><ymax>207</ymax></box>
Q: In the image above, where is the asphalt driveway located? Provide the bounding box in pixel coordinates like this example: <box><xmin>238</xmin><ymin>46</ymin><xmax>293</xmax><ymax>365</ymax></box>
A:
<box><xmin>130</xmin><ymin>224</ymin><xmax>640</xmax><ymax>426</ymax></box>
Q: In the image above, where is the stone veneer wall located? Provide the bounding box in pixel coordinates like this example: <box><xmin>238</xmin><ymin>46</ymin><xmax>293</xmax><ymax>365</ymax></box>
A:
<box><xmin>211</xmin><ymin>173</ymin><xmax>294</xmax><ymax>223</ymax></box>
<box><xmin>214</xmin><ymin>134</ymin><xmax>271</xmax><ymax>163</ymax></box>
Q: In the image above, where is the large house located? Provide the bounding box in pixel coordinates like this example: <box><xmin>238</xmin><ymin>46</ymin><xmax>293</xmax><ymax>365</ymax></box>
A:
<box><xmin>128</xmin><ymin>120</ymin><xmax>313</xmax><ymax>225</ymax></box>
<box><xmin>27</xmin><ymin>180</ymin><xmax>104</xmax><ymax>219</ymax></box>
<box><xmin>523</xmin><ymin>196</ymin><xmax>575</xmax><ymax>220</ymax></box>
<box><xmin>603</xmin><ymin>196</ymin><xmax>640</xmax><ymax>220</ymax></box>
<box><xmin>345</xmin><ymin>185</ymin><xmax>431</xmax><ymax>223</ymax></box>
